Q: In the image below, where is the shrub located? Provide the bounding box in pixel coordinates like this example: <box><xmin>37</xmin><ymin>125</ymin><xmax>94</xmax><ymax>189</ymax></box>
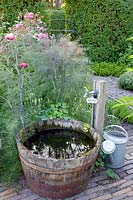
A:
<box><xmin>118</xmin><ymin>71</ymin><xmax>133</xmax><ymax>90</ymax></box>
<box><xmin>91</xmin><ymin>62</ymin><xmax>126</xmax><ymax>77</ymax></box>
<box><xmin>65</xmin><ymin>0</ymin><xmax>132</xmax><ymax>62</ymax></box>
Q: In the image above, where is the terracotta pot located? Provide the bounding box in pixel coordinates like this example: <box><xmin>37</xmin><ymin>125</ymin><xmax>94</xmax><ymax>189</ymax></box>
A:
<box><xmin>16</xmin><ymin>119</ymin><xmax>101</xmax><ymax>199</ymax></box>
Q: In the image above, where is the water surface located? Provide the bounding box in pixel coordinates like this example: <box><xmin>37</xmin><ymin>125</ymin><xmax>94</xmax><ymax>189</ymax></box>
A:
<box><xmin>24</xmin><ymin>129</ymin><xmax>95</xmax><ymax>159</ymax></box>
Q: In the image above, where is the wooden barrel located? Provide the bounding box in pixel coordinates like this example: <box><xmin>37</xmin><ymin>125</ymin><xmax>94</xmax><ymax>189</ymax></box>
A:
<box><xmin>16</xmin><ymin>119</ymin><xmax>101</xmax><ymax>199</ymax></box>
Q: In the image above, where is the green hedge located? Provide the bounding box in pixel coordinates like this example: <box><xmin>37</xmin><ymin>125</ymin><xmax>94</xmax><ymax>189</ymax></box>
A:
<box><xmin>65</xmin><ymin>0</ymin><xmax>132</xmax><ymax>62</ymax></box>
<box><xmin>0</xmin><ymin>0</ymin><xmax>48</xmax><ymax>31</ymax></box>
<box><xmin>91</xmin><ymin>62</ymin><xmax>126</xmax><ymax>77</ymax></box>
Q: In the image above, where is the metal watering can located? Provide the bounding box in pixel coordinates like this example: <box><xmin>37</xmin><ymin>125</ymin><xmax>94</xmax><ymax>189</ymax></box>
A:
<box><xmin>102</xmin><ymin>125</ymin><xmax>128</xmax><ymax>169</ymax></box>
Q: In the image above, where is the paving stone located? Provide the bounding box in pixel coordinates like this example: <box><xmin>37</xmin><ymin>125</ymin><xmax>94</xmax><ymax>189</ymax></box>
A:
<box><xmin>118</xmin><ymin>171</ymin><xmax>127</xmax><ymax>178</ymax></box>
<box><xmin>87</xmin><ymin>182</ymin><xmax>98</xmax><ymax>189</ymax></box>
<box><xmin>128</xmin><ymin>190</ymin><xmax>133</xmax><ymax>197</ymax></box>
<box><xmin>92</xmin><ymin>193</ymin><xmax>112</xmax><ymax>200</ymax></box>
<box><xmin>84</xmin><ymin>185</ymin><xmax>105</xmax><ymax>195</ymax></box>
<box><xmin>126</xmin><ymin>198</ymin><xmax>133</xmax><ymax>200</ymax></box>
<box><xmin>112</xmin><ymin>187</ymin><xmax>132</xmax><ymax>197</ymax></box>
<box><xmin>119</xmin><ymin>180</ymin><xmax>133</xmax><ymax>189</ymax></box>
<box><xmin>90</xmin><ymin>174</ymin><xmax>107</xmax><ymax>183</ymax></box>
<box><xmin>0</xmin><ymin>192</ymin><xmax>18</xmax><ymax>200</ymax></box>
<box><xmin>127</xmin><ymin>169</ymin><xmax>133</xmax><ymax>174</ymax></box>
<box><xmin>125</xmin><ymin>174</ymin><xmax>133</xmax><ymax>180</ymax></box>
<box><xmin>6</xmin><ymin>190</ymin><xmax>36</xmax><ymax>200</ymax></box>
<box><xmin>108</xmin><ymin>194</ymin><xmax>129</xmax><ymax>200</ymax></box>
<box><xmin>75</xmin><ymin>195</ymin><xmax>90</xmax><ymax>200</ymax></box>
<box><xmin>21</xmin><ymin>194</ymin><xmax>40</xmax><ymax>200</ymax></box>
<box><xmin>84</xmin><ymin>191</ymin><xmax>98</xmax><ymax>199</ymax></box>
<box><xmin>0</xmin><ymin>188</ymin><xmax>16</xmax><ymax>197</ymax></box>
<box><xmin>98</xmin><ymin>179</ymin><xmax>111</xmax><ymax>185</ymax></box>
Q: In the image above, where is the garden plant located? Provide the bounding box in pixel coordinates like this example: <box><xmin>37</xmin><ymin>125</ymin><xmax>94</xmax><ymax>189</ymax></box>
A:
<box><xmin>0</xmin><ymin>12</ymin><xmax>91</xmax><ymax>184</ymax></box>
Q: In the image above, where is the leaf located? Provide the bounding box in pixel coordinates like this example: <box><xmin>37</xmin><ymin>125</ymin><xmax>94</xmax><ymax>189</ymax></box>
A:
<box><xmin>129</xmin><ymin>55</ymin><xmax>133</xmax><ymax>59</ymax></box>
<box><xmin>106</xmin><ymin>169</ymin><xmax>120</xmax><ymax>180</ymax></box>
<box><xmin>84</xmin><ymin>123</ymin><xmax>91</xmax><ymax>132</ymax></box>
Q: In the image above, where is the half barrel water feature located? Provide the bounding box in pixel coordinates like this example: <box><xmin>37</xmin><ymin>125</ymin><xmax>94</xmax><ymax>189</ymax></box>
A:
<box><xmin>16</xmin><ymin>119</ymin><xmax>101</xmax><ymax>199</ymax></box>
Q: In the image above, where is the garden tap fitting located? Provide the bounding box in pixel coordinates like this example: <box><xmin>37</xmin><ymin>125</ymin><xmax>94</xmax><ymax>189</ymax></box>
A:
<box><xmin>84</xmin><ymin>88</ymin><xmax>99</xmax><ymax>105</ymax></box>
<box><xmin>89</xmin><ymin>90</ymin><xmax>99</xmax><ymax>99</ymax></box>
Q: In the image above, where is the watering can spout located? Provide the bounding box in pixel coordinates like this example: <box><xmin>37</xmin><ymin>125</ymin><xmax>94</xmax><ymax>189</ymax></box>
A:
<box><xmin>101</xmin><ymin>140</ymin><xmax>116</xmax><ymax>165</ymax></box>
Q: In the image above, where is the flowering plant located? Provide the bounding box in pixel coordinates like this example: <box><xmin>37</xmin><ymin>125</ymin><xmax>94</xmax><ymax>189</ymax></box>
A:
<box><xmin>0</xmin><ymin>12</ymin><xmax>49</xmax><ymax>125</ymax></box>
<box><xmin>0</xmin><ymin>12</ymin><xmax>90</xmax><ymax>129</ymax></box>
<box><xmin>0</xmin><ymin>12</ymin><xmax>90</xmax><ymax>183</ymax></box>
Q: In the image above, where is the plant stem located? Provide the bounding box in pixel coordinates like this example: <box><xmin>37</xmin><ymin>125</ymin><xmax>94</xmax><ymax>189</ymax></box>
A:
<box><xmin>19</xmin><ymin>69</ymin><xmax>25</xmax><ymax>128</ymax></box>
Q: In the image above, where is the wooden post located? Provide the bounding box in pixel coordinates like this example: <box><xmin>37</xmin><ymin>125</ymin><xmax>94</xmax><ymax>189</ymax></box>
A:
<box><xmin>94</xmin><ymin>80</ymin><xmax>106</xmax><ymax>135</ymax></box>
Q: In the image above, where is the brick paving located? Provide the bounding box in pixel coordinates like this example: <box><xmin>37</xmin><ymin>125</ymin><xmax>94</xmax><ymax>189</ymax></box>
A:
<box><xmin>0</xmin><ymin>76</ymin><xmax>133</xmax><ymax>200</ymax></box>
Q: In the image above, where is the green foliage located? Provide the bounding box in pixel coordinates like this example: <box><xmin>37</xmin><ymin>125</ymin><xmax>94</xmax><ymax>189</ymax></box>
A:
<box><xmin>106</xmin><ymin>98</ymin><xmax>133</xmax><ymax>124</ymax></box>
<box><xmin>94</xmin><ymin>150</ymin><xmax>105</xmax><ymax>172</ymax></box>
<box><xmin>0</xmin><ymin>0</ymin><xmax>48</xmax><ymax>31</ymax></box>
<box><xmin>118</xmin><ymin>71</ymin><xmax>133</xmax><ymax>90</ymax></box>
<box><xmin>0</xmin><ymin>108</ymin><xmax>22</xmax><ymax>184</ymax></box>
<box><xmin>47</xmin><ymin>9</ymin><xmax>65</xmax><ymax>34</ymax></box>
<box><xmin>127</xmin><ymin>37</ymin><xmax>133</xmax><ymax>60</ymax></box>
<box><xmin>112</xmin><ymin>96</ymin><xmax>133</xmax><ymax>123</ymax></box>
<box><xmin>19</xmin><ymin>37</ymin><xmax>90</xmax><ymax>124</ymax></box>
<box><xmin>37</xmin><ymin>102</ymin><xmax>70</xmax><ymax>120</ymax></box>
<box><xmin>105</xmin><ymin>100</ymin><xmax>120</xmax><ymax>126</ymax></box>
<box><xmin>65</xmin><ymin>0</ymin><xmax>132</xmax><ymax>62</ymax></box>
<box><xmin>118</xmin><ymin>42</ymin><xmax>133</xmax><ymax>67</ymax></box>
<box><xmin>127</xmin><ymin>68</ymin><xmax>133</xmax><ymax>72</ymax></box>
<box><xmin>91</xmin><ymin>62</ymin><xmax>126</xmax><ymax>77</ymax></box>
<box><xmin>106</xmin><ymin>169</ymin><xmax>120</xmax><ymax>180</ymax></box>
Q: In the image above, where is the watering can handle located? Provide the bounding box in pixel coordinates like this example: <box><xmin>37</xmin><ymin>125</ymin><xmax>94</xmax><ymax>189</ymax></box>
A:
<box><xmin>104</xmin><ymin>125</ymin><xmax>128</xmax><ymax>137</ymax></box>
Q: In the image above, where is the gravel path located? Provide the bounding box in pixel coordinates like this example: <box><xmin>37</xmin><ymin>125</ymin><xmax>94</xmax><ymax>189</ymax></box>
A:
<box><xmin>93</xmin><ymin>76</ymin><xmax>133</xmax><ymax>99</ymax></box>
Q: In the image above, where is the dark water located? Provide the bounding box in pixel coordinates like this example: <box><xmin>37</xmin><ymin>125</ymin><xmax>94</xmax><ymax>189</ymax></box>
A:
<box><xmin>24</xmin><ymin>129</ymin><xmax>95</xmax><ymax>159</ymax></box>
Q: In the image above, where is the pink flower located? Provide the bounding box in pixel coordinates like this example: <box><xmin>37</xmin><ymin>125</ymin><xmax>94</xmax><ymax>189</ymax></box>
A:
<box><xmin>38</xmin><ymin>26</ymin><xmax>44</xmax><ymax>32</ymax></box>
<box><xmin>5</xmin><ymin>33</ymin><xmax>16</xmax><ymax>40</ymax></box>
<box><xmin>19</xmin><ymin>62</ymin><xmax>29</xmax><ymax>69</ymax></box>
<box><xmin>34</xmin><ymin>33</ymin><xmax>49</xmax><ymax>40</ymax></box>
<box><xmin>15</xmin><ymin>23</ymin><xmax>23</xmax><ymax>29</ymax></box>
<box><xmin>24</xmin><ymin>12</ymin><xmax>35</xmax><ymax>20</ymax></box>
